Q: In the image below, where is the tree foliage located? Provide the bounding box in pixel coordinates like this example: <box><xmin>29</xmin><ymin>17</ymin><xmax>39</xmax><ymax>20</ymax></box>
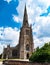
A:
<box><xmin>29</xmin><ymin>42</ymin><xmax>50</xmax><ymax>63</ymax></box>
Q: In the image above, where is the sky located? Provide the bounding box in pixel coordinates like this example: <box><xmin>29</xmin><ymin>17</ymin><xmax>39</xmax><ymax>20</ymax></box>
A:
<box><xmin>0</xmin><ymin>0</ymin><xmax>50</xmax><ymax>54</ymax></box>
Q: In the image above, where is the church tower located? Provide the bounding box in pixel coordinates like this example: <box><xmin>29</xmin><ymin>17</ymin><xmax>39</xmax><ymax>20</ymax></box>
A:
<box><xmin>19</xmin><ymin>5</ymin><xmax>34</xmax><ymax>59</ymax></box>
<box><xmin>2</xmin><ymin>5</ymin><xmax>34</xmax><ymax>59</ymax></box>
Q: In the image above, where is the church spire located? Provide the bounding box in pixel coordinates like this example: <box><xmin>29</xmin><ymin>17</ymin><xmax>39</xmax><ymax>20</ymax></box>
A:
<box><xmin>23</xmin><ymin>5</ymin><xmax>29</xmax><ymax>27</ymax></box>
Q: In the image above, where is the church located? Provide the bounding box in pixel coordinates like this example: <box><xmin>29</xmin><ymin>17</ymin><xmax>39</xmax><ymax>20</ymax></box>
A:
<box><xmin>2</xmin><ymin>5</ymin><xmax>34</xmax><ymax>59</ymax></box>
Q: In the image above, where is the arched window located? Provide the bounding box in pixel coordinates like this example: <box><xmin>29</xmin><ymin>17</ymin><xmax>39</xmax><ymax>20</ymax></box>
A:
<box><xmin>26</xmin><ymin>44</ymin><xmax>29</xmax><ymax>51</ymax></box>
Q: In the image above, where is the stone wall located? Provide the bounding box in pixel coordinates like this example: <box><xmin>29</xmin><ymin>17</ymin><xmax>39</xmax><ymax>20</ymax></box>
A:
<box><xmin>3</xmin><ymin>60</ymin><xmax>50</xmax><ymax>65</ymax></box>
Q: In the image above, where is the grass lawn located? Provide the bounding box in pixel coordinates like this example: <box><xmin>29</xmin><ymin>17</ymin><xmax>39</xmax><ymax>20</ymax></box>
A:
<box><xmin>0</xmin><ymin>59</ymin><xmax>5</xmax><ymax>62</ymax></box>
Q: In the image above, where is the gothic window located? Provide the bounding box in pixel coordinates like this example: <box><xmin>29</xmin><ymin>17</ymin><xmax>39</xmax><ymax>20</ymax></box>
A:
<box><xmin>26</xmin><ymin>44</ymin><xmax>29</xmax><ymax>51</ymax></box>
<box><xmin>26</xmin><ymin>30</ymin><xmax>29</xmax><ymax>35</ymax></box>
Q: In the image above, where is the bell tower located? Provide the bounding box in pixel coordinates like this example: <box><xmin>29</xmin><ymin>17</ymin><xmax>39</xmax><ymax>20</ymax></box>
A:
<box><xmin>19</xmin><ymin>5</ymin><xmax>34</xmax><ymax>59</ymax></box>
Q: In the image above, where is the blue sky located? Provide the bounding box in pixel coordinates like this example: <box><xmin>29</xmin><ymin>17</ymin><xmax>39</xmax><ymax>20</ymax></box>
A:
<box><xmin>0</xmin><ymin>0</ymin><xmax>50</xmax><ymax>54</ymax></box>
<box><xmin>0</xmin><ymin>0</ymin><xmax>21</xmax><ymax>28</ymax></box>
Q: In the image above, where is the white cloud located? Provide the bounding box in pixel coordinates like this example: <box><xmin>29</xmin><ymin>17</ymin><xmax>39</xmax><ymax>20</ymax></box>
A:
<box><xmin>38</xmin><ymin>0</ymin><xmax>50</xmax><ymax>7</ymax></box>
<box><xmin>0</xmin><ymin>43</ymin><xmax>7</xmax><ymax>54</ymax></box>
<box><xmin>34</xmin><ymin>36</ymin><xmax>44</xmax><ymax>48</ymax></box>
<box><xmin>32</xmin><ymin>16</ymin><xmax>50</xmax><ymax>49</ymax></box>
<box><xmin>42</xmin><ymin>37</ymin><xmax>50</xmax><ymax>43</ymax></box>
<box><xmin>4</xmin><ymin>0</ymin><xmax>12</xmax><ymax>3</ymax></box>
<box><xmin>0</xmin><ymin>27</ymin><xmax>20</xmax><ymax>54</ymax></box>
<box><xmin>35</xmin><ymin>16</ymin><xmax>50</xmax><ymax>34</ymax></box>
<box><xmin>12</xmin><ymin>15</ymin><xmax>21</xmax><ymax>23</ymax></box>
<box><xmin>34</xmin><ymin>36</ymin><xmax>50</xmax><ymax>48</ymax></box>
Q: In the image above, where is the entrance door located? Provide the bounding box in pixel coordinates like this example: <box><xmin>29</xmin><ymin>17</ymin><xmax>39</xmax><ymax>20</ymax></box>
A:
<box><xmin>27</xmin><ymin>53</ymin><xmax>29</xmax><ymax>59</ymax></box>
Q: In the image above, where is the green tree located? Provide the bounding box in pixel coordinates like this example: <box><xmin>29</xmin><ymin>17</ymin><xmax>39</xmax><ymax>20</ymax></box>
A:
<box><xmin>29</xmin><ymin>42</ymin><xmax>50</xmax><ymax>63</ymax></box>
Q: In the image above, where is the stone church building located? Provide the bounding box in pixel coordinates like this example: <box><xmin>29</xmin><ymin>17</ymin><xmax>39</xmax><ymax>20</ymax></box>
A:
<box><xmin>2</xmin><ymin>5</ymin><xmax>34</xmax><ymax>59</ymax></box>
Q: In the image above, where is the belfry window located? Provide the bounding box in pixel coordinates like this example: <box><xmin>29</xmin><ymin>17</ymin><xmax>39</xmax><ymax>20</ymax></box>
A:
<box><xmin>26</xmin><ymin>30</ymin><xmax>29</xmax><ymax>35</ymax></box>
<box><xmin>26</xmin><ymin>44</ymin><xmax>29</xmax><ymax>51</ymax></box>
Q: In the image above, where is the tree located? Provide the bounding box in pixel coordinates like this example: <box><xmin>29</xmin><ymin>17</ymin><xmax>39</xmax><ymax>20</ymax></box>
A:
<box><xmin>29</xmin><ymin>42</ymin><xmax>50</xmax><ymax>63</ymax></box>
